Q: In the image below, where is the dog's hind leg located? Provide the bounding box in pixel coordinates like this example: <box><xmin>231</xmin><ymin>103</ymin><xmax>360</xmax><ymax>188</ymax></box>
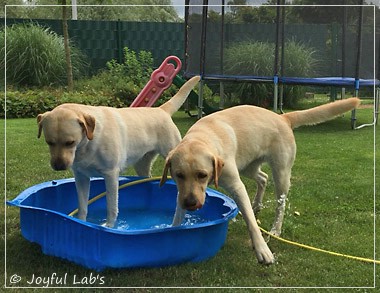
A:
<box><xmin>252</xmin><ymin>169</ymin><xmax>268</xmax><ymax>215</ymax></box>
<box><xmin>242</xmin><ymin>164</ymin><xmax>268</xmax><ymax>215</ymax></box>
<box><xmin>269</xmin><ymin>166</ymin><xmax>291</xmax><ymax>237</ymax></box>
<box><xmin>134</xmin><ymin>151</ymin><xmax>158</xmax><ymax>177</ymax></box>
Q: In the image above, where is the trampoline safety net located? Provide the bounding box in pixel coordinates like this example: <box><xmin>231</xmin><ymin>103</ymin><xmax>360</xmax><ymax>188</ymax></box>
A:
<box><xmin>185</xmin><ymin>0</ymin><xmax>379</xmax><ymax>85</ymax></box>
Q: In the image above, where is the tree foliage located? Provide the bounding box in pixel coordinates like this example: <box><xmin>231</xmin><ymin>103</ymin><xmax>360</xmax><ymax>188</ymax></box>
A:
<box><xmin>291</xmin><ymin>0</ymin><xmax>376</xmax><ymax>25</ymax></box>
<box><xmin>1</xmin><ymin>0</ymin><xmax>181</xmax><ymax>22</ymax></box>
<box><xmin>221</xmin><ymin>0</ymin><xmax>378</xmax><ymax>25</ymax></box>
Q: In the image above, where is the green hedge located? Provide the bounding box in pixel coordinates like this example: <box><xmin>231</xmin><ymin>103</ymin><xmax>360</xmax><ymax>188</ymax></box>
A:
<box><xmin>1</xmin><ymin>89</ymin><xmax>128</xmax><ymax>119</ymax></box>
<box><xmin>1</xmin><ymin>82</ymin><xmax>183</xmax><ymax>119</ymax></box>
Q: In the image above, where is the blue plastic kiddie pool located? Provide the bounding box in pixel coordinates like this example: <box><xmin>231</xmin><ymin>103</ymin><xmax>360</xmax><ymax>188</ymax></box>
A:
<box><xmin>7</xmin><ymin>177</ymin><xmax>238</xmax><ymax>271</ymax></box>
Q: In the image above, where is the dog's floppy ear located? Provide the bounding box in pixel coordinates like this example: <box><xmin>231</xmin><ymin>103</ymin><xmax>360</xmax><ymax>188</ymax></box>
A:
<box><xmin>160</xmin><ymin>156</ymin><xmax>171</xmax><ymax>187</ymax></box>
<box><xmin>37</xmin><ymin>113</ymin><xmax>48</xmax><ymax>138</ymax></box>
<box><xmin>79</xmin><ymin>114</ymin><xmax>96</xmax><ymax>140</ymax></box>
<box><xmin>212</xmin><ymin>156</ymin><xmax>224</xmax><ymax>188</ymax></box>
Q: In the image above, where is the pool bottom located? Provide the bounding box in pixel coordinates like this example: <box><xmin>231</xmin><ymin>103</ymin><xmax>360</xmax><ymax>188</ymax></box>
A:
<box><xmin>85</xmin><ymin>208</ymin><xmax>208</xmax><ymax>230</ymax></box>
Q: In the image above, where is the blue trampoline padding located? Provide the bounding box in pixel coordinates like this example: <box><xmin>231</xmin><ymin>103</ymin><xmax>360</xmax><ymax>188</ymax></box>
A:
<box><xmin>204</xmin><ymin>74</ymin><xmax>273</xmax><ymax>82</ymax></box>
<box><xmin>185</xmin><ymin>73</ymin><xmax>379</xmax><ymax>87</ymax></box>
<box><xmin>186</xmin><ymin>73</ymin><xmax>274</xmax><ymax>83</ymax></box>
<box><xmin>279</xmin><ymin>77</ymin><xmax>380</xmax><ymax>87</ymax></box>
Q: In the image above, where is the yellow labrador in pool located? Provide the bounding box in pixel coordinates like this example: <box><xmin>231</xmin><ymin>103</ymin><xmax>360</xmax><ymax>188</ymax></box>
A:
<box><xmin>37</xmin><ymin>76</ymin><xmax>200</xmax><ymax>228</ymax></box>
<box><xmin>160</xmin><ymin>97</ymin><xmax>360</xmax><ymax>264</ymax></box>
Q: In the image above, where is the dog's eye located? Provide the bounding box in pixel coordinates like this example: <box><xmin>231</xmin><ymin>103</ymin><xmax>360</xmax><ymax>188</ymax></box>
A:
<box><xmin>46</xmin><ymin>141</ymin><xmax>55</xmax><ymax>146</ymax></box>
<box><xmin>176</xmin><ymin>172</ymin><xmax>185</xmax><ymax>180</ymax></box>
<box><xmin>197</xmin><ymin>172</ymin><xmax>207</xmax><ymax>179</ymax></box>
<box><xmin>65</xmin><ymin>141</ymin><xmax>75</xmax><ymax>147</ymax></box>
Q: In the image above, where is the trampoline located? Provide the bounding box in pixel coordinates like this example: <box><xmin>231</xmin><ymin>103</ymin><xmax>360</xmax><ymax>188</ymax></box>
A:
<box><xmin>184</xmin><ymin>0</ymin><xmax>379</xmax><ymax>129</ymax></box>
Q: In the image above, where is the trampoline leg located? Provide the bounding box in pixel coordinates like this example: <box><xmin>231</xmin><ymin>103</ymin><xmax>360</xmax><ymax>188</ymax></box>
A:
<box><xmin>351</xmin><ymin>109</ymin><xmax>357</xmax><ymax>130</ymax></box>
<box><xmin>351</xmin><ymin>88</ymin><xmax>359</xmax><ymax>129</ymax></box>
<box><xmin>273</xmin><ymin>82</ymin><xmax>278</xmax><ymax>112</ymax></box>
<box><xmin>198</xmin><ymin>80</ymin><xmax>204</xmax><ymax>119</ymax></box>
<box><xmin>219</xmin><ymin>81</ymin><xmax>225</xmax><ymax>110</ymax></box>
<box><xmin>353</xmin><ymin>88</ymin><xmax>379</xmax><ymax>130</ymax></box>
<box><xmin>341</xmin><ymin>87</ymin><xmax>345</xmax><ymax>100</ymax></box>
<box><xmin>279</xmin><ymin>84</ymin><xmax>284</xmax><ymax>113</ymax></box>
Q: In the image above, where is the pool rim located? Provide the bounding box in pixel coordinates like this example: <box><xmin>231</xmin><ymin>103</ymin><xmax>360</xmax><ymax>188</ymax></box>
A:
<box><xmin>7</xmin><ymin>176</ymin><xmax>239</xmax><ymax>236</ymax></box>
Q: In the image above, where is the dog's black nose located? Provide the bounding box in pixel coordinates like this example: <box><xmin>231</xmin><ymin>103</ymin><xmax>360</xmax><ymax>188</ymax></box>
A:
<box><xmin>51</xmin><ymin>160</ymin><xmax>68</xmax><ymax>171</ymax></box>
<box><xmin>184</xmin><ymin>196</ymin><xmax>199</xmax><ymax>210</ymax></box>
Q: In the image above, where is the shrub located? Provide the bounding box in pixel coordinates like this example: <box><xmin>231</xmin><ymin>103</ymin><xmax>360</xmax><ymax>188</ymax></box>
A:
<box><xmin>1</xmin><ymin>22</ymin><xmax>88</xmax><ymax>87</ymax></box>
<box><xmin>223</xmin><ymin>40</ymin><xmax>318</xmax><ymax>107</ymax></box>
<box><xmin>75</xmin><ymin>46</ymin><xmax>156</xmax><ymax>103</ymax></box>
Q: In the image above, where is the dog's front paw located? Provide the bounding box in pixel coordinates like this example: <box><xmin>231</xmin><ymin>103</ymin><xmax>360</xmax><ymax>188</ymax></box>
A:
<box><xmin>254</xmin><ymin>239</ymin><xmax>275</xmax><ymax>265</ymax></box>
<box><xmin>101</xmin><ymin>221</ymin><xmax>115</xmax><ymax>228</ymax></box>
<box><xmin>256</xmin><ymin>246</ymin><xmax>275</xmax><ymax>265</ymax></box>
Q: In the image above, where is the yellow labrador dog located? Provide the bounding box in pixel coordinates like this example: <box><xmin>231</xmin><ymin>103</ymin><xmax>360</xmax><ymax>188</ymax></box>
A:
<box><xmin>37</xmin><ymin>76</ymin><xmax>200</xmax><ymax>228</ymax></box>
<box><xmin>160</xmin><ymin>97</ymin><xmax>360</xmax><ymax>264</ymax></box>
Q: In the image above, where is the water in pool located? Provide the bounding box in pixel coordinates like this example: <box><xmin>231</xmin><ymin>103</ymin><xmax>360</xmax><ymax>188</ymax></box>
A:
<box><xmin>86</xmin><ymin>208</ymin><xmax>208</xmax><ymax>230</ymax></box>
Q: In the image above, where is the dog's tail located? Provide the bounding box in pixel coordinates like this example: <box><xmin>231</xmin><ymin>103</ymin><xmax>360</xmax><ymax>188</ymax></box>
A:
<box><xmin>282</xmin><ymin>97</ymin><xmax>360</xmax><ymax>129</ymax></box>
<box><xmin>160</xmin><ymin>75</ymin><xmax>200</xmax><ymax>115</ymax></box>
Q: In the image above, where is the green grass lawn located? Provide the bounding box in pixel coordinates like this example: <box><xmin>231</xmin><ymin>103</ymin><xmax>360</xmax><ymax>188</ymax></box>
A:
<box><xmin>2</xmin><ymin>105</ymin><xmax>379</xmax><ymax>289</ymax></box>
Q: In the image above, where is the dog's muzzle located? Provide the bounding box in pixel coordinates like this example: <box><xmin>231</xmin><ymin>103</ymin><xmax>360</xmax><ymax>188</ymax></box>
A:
<box><xmin>183</xmin><ymin>195</ymin><xmax>203</xmax><ymax>211</ymax></box>
<box><xmin>51</xmin><ymin>159</ymin><xmax>69</xmax><ymax>171</ymax></box>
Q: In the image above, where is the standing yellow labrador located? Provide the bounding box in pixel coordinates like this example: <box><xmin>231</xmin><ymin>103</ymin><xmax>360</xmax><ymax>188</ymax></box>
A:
<box><xmin>160</xmin><ymin>97</ymin><xmax>360</xmax><ymax>264</ymax></box>
<box><xmin>37</xmin><ymin>76</ymin><xmax>200</xmax><ymax>228</ymax></box>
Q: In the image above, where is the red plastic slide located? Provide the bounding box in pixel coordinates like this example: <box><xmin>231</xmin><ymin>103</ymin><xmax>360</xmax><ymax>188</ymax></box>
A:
<box><xmin>130</xmin><ymin>56</ymin><xmax>182</xmax><ymax>107</ymax></box>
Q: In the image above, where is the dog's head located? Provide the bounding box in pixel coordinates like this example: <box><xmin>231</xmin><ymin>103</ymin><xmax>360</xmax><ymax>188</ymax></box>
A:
<box><xmin>160</xmin><ymin>141</ymin><xmax>224</xmax><ymax>211</ymax></box>
<box><xmin>37</xmin><ymin>105</ymin><xmax>95</xmax><ymax>171</ymax></box>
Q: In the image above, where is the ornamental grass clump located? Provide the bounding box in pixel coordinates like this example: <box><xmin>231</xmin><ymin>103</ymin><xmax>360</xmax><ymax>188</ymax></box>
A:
<box><xmin>1</xmin><ymin>22</ymin><xmax>88</xmax><ymax>87</ymax></box>
<box><xmin>224</xmin><ymin>40</ymin><xmax>318</xmax><ymax>107</ymax></box>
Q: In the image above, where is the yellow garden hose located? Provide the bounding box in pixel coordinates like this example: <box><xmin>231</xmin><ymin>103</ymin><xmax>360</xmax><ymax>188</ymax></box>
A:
<box><xmin>68</xmin><ymin>176</ymin><xmax>379</xmax><ymax>265</ymax></box>
<box><xmin>68</xmin><ymin>176</ymin><xmax>164</xmax><ymax>217</ymax></box>
<box><xmin>259</xmin><ymin>226</ymin><xmax>379</xmax><ymax>265</ymax></box>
